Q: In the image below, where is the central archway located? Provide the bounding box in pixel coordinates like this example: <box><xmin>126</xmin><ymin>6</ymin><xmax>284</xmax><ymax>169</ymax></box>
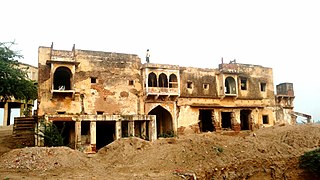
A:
<box><xmin>148</xmin><ymin>105</ymin><xmax>173</xmax><ymax>137</ymax></box>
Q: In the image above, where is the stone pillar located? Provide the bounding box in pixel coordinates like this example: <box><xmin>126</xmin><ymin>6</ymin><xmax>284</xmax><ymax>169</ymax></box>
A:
<box><xmin>231</xmin><ymin>112</ymin><xmax>241</xmax><ymax>132</ymax></box>
<box><xmin>3</xmin><ymin>102</ymin><xmax>9</xmax><ymax>126</ymax></box>
<box><xmin>90</xmin><ymin>121</ymin><xmax>96</xmax><ymax>152</ymax></box>
<box><xmin>20</xmin><ymin>103</ymin><xmax>25</xmax><ymax>117</ymax></box>
<box><xmin>212</xmin><ymin>110</ymin><xmax>221</xmax><ymax>132</ymax></box>
<box><xmin>149</xmin><ymin>118</ymin><xmax>157</xmax><ymax>141</ymax></box>
<box><xmin>75</xmin><ymin>121</ymin><xmax>81</xmax><ymax>149</ymax></box>
<box><xmin>115</xmin><ymin>120</ymin><xmax>122</xmax><ymax>140</ymax></box>
<box><xmin>128</xmin><ymin>121</ymin><xmax>134</xmax><ymax>137</ymax></box>
<box><xmin>141</xmin><ymin>121</ymin><xmax>147</xmax><ymax>139</ymax></box>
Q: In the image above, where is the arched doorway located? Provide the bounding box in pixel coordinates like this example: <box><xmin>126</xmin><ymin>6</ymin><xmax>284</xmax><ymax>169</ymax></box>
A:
<box><xmin>148</xmin><ymin>105</ymin><xmax>173</xmax><ymax>137</ymax></box>
<box><xmin>225</xmin><ymin>76</ymin><xmax>237</xmax><ymax>94</ymax></box>
<box><xmin>54</xmin><ymin>67</ymin><xmax>72</xmax><ymax>90</ymax></box>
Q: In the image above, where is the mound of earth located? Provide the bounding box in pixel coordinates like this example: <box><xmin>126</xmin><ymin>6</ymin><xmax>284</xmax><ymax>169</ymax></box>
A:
<box><xmin>0</xmin><ymin>124</ymin><xmax>319</xmax><ymax>179</ymax></box>
<box><xmin>0</xmin><ymin>147</ymin><xmax>91</xmax><ymax>171</ymax></box>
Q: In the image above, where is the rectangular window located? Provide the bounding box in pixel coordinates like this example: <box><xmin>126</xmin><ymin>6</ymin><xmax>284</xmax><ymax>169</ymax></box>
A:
<box><xmin>203</xmin><ymin>83</ymin><xmax>209</xmax><ymax>90</ymax></box>
<box><xmin>260</xmin><ymin>82</ymin><xmax>266</xmax><ymax>92</ymax></box>
<box><xmin>187</xmin><ymin>81</ymin><xmax>193</xmax><ymax>89</ymax></box>
<box><xmin>263</xmin><ymin>115</ymin><xmax>269</xmax><ymax>124</ymax></box>
<box><xmin>57</xmin><ymin>111</ymin><xmax>66</xmax><ymax>114</ymax></box>
<box><xmin>97</xmin><ymin>111</ymin><xmax>104</xmax><ymax>115</ymax></box>
<box><xmin>91</xmin><ymin>77</ymin><xmax>97</xmax><ymax>83</ymax></box>
<box><xmin>129</xmin><ymin>80</ymin><xmax>134</xmax><ymax>85</ymax></box>
<box><xmin>240</xmin><ymin>78</ymin><xmax>247</xmax><ymax>90</ymax></box>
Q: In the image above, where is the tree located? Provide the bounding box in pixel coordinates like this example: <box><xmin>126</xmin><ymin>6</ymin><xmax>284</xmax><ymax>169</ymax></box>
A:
<box><xmin>0</xmin><ymin>41</ymin><xmax>37</xmax><ymax>104</ymax></box>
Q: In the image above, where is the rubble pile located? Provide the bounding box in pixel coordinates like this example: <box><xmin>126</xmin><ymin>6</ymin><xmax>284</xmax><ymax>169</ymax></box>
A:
<box><xmin>0</xmin><ymin>147</ymin><xmax>90</xmax><ymax>171</ymax></box>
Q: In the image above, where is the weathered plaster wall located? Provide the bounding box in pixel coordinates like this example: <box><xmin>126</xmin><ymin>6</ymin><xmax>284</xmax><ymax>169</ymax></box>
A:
<box><xmin>179</xmin><ymin>67</ymin><xmax>218</xmax><ymax>98</ymax></box>
<box><xmin>38</xmin><ymin>47</ymin><xmax>142</xmax><ymax>116</ymax></box>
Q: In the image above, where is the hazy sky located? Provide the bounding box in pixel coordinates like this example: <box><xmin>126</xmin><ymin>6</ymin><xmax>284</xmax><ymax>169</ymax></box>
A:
<box><xmin>1</xmin><ymin>0</ymin><xmax>319</xmax><ymax>122</ymax></box>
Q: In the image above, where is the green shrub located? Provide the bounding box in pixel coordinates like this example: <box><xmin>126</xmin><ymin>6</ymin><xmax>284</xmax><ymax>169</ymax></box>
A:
<box><xmin>39</xmin><ymin>122</ymin><xmax>65</xmax><ymax>147</ymax></box>
<box><xmin>299</xmin><ymin>148</ymin><xmax>320</xmax><ymax>175</ymax></box>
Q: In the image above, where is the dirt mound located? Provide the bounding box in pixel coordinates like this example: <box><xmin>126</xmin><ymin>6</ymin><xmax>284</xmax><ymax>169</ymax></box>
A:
<box><xmin>0</xmin><ymin>147</ymin><xmax>91</xmax><ymax>171</ymax></box>
<box><xmin>97</xmin><ymin>137</ymin><xmax>151</xmax><ymax>163</ymax></box>
<box><xmin>0</xmin><ymin>124</ymin><xmax>319</xmax><ymax>179</ymax></box>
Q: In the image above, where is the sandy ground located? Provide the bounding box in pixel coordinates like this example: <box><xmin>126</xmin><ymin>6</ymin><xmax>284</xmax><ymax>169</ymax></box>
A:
<box><xmin>0</xmin><ymin>124</ymin><xmax>319</xmax><ymax>180</ymax></box>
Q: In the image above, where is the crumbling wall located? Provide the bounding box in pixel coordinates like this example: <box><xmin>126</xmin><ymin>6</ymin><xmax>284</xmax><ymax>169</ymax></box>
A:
<box><xmin>179</xmin><ymin>67</ymin><xmax>218</xmax><ymax>98</ymax></box>
<box><xmin>38</xmin><ymin>47</ymin><xmax>142</xmax><ymax>116</ymax></box>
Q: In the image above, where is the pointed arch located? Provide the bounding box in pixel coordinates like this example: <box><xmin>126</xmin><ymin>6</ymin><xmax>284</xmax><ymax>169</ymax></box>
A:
<box><xmin>148</xmin><ymin>72</ymin><xmax>157</xmax><ymax>87</ymax></box>
<box><xmin>159</xmin><ymin>73</ymin><xmax>168</xmax><ymax>87</ymax></box>
<box><xmin>169</xmin><ymin>74</ymin><xmax>178</xmax><ymax>88</ymax></box>
<box><xmin>148</xmin><ymin>105</ymin><xmax>173</xmax><ymax>137</ymax></box>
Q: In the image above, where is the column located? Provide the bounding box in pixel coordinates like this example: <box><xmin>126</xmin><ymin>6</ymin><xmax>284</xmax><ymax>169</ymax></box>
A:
<box><xmin>90</xmin><ymin>121</ymin><xmax>96</xmax><ymax>152</ymax></box>
<box><xmin>128</xmin><ymin>121</ymin><xmax>134</xmax><ymax>137</ymax></box>
<box><xmin>3</xmin><ymin>102</ymin><xmax>9</xmax><ymax>126</ymax></box>
<box><xmin>75</xmin><ymin>121</ymin><xmax>81</xmax><ymax>149</ymax></box>
<box><xmin>149</xmin><ymin>116</ymin><xmax>157</xmax><ymax>141</ymax></box>
<box><xmin>115</xmin><ymin>120</ymin><xmax>122</xmax><ymax>140</ymax></box>
<box><xmin>141</xmin><ymin>121</ymin><xmax>147</xmax><ymax>139</ymax></box>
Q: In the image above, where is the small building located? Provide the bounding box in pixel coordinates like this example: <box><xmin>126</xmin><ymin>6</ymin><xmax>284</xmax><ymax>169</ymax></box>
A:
<box><xmin>0</xmin><ymin>62</ymin><xmax>38</xmax><ymax>126</ymax></box>
<box><xmin>36</xmin><ymin>45</ymin><xmax>294</xmax><ymax>152</ymax></box>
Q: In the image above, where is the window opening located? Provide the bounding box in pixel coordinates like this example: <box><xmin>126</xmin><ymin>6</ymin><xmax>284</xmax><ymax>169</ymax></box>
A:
<box><xmin>203</xmin><ymin>83</ymin><xmax>209</xmax><ymax>90</ymax></box>
<box><xmin>225</xmin><ymin>77</ymin><xmax>237</xmax><ymax>94</ymax></box>
<box><xmin>129</xmin><ymin>80</ymin><xmax>134</xmax><ymax>85</ymax></box>
<box><xmin>260</xmin><ymin>82</ymin><xmax>266</xmax><ymax>92</ymax></box>
<box><xmin>97</xmin><ymin>111</ymin><xmax>104</xmax><ymax>115</ymax></box>
<box><xmin>148</xmin><ymin>72</ymin><xmax>157</xmax><ymax>87</ymax></box>
<box><xmin>240</xmin><ymin>78</ymin><xmax>247</xmax><ymax>90</ymax></box>
<box><xmin>159</xmin><ymin>73</ymin><xmax>168</xmax><ymax>87</ymax></box>
<box><xmin>187</xmin><ymin>81</ymin><xmax>193</xmax><ymax>89</ymax></box>
<box><xmin>53</xmin><ymin>67</ymin><xmax>72</xmax><ymax>90</ymax></box>
<box><xmin>169</xmin><ymin>74</ymin><xmax>178</xmax><ymax>88</ymax></box>
<box><xmin>263</xmin><ymin>115</ymin><xmax>269</xmax><ymax>124</ymax></box>
<box><xmin>91</xmin><ymin>77</ymin><xmax>97</xmax><ymax>83</ymax></box>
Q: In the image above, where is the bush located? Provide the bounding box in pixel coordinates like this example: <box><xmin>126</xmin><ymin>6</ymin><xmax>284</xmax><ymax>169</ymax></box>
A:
<box><xmin>299</xmin><ymin>148</ymin><xmax>320</xmax><ymax>175</ymax></box>
<box><xmin>39</xmin><ymin>122</ymin><xmax>65</xmax><ymax>147</ymax></box>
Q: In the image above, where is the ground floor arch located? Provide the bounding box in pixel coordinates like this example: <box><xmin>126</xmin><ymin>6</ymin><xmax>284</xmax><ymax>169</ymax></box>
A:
<box><xmin>148</xmin><ymin>105</ymin><xmax>173</xmax><ymax>137</ymax></box>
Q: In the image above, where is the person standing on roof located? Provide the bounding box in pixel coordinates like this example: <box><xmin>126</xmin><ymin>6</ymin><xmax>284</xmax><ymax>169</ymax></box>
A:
<box><xmin>146</xmin><ymin>49</ymin><xmax>150</xmax><ymax>63</ymax></box>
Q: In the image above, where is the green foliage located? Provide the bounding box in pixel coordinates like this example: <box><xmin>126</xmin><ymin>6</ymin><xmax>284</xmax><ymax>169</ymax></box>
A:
<box><xmin>299</xmin><ymin>148</ymin><xmax>320</xmax><ymax>175</ymax></box>
<box><xmin>0</xmin><ymin>41</ymin><xmax>37</xmax><ymax>102</ymax></box>
<box><xmin>158</xmin><ymin>130</ymin><xmax>175</xmax><ymax>138</ymax></box>
<box><xmin>39</xmin><ymin>122</ymin><xmax>66</xmax><ymax>147</ymax></box>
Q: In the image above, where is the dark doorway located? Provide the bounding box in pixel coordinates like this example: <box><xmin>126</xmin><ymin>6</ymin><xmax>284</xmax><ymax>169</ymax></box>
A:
<box><xmin>81</xmin><ymin>121</ymin><xmax>90</xmax><ymax>144</ymax></box>
<box><xmin>121</xmin><ymin>121</ymin><xmax>129</xmax><ymax>137</ymax></box>
<box><xmin>240</xmin><ymin>110</ymin><xmax>251</xmax><ymax>130</ymax></box>
<box><xmin>52</xmin><ymin>121</ymin><xmax>75</xmax><ymax>147</ymax></box>
<box><xmin>221</xmin><ymin>112</ymin><xmax>232</xmax><ymax>129</ymax></box>
<box><xmin>149</xmin><ymin>106</ymin><xmax>173</xmax><ymax>137</ymax></box>
<box><xmin>96</xmin><ymin>121</ymin><xmax>115</xmax><ymax>150</ymax></box>
<box><xmin>199</xmin><ymin>110</ymin><xmax>214</xmax><ymax>132</ymax></box>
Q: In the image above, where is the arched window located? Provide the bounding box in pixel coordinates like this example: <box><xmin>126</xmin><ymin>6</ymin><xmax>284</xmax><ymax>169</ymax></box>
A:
<box><xmin>158</xmin><ymin>73</ymin><xmax>168</xmax><ymax>87</ymax></box>
<box><xmin>148</xmin><ymin>72</ymin><xmax>157</xmax><ymax>87</ymax></box>
<box><xmin>54</xmin><ymin>67</ymin><xmax>72</xmax><ymax>90</ymax></box>
<box><xmin>169</xmin><ymin>74</ymin><xmax>178</xmax><ymax>88</ymax></box>
<box><xmin>225</xmin><ymin>76</ymin><xmax>237</xmax><ymax>94</ymax></box>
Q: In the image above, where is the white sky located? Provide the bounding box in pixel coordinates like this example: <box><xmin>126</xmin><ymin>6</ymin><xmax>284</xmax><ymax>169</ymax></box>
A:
<box><xmin>1</xmin><ymin>0</ymin><xmax>319</xmax><ymax>122</ymax></box>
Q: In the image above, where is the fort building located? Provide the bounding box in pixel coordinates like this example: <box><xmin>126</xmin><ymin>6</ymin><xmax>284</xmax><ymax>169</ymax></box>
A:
<box><xmin>36</xmin><ymin>45</ymin><xmax>296</xmax><ymax>152</ymax></box>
